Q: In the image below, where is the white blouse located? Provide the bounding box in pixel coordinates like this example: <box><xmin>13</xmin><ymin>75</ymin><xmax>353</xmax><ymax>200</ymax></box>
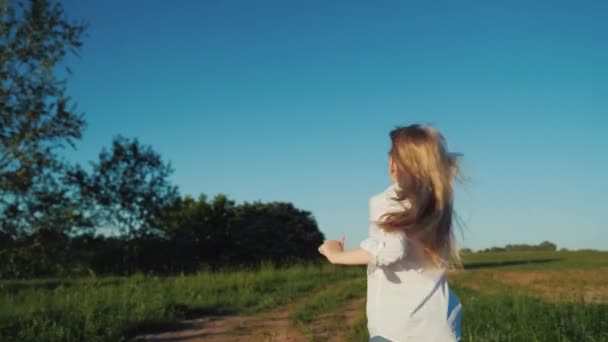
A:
<box><xmin>359</xmin><ymin>184</ymin><xmax>463</xmax><ymax>342</ymax></box>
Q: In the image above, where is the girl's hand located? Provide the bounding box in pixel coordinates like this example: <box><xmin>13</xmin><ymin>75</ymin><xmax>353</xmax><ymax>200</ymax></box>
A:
<box><xmin>318</xmin><ymin>235</ymin><xmax>345</xmax><ymax>263</ymax></box>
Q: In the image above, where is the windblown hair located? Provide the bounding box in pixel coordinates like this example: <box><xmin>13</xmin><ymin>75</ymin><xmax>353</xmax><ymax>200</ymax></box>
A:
<box><xmin>377</xmin><ymin>124</ymin><xmax>462</xmax><ymax>269</ymax></box>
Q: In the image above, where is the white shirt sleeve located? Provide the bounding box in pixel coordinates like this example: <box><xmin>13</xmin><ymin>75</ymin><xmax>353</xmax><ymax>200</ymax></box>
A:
<box><xmin>360</xmin><ymin>233</ymin><xmax>407</xmax><ymax>267</ymax></box>
<box><xmin>360</xmin><ymin>191</ymin><xmax>408</xmax><ymax>267</ymax></box>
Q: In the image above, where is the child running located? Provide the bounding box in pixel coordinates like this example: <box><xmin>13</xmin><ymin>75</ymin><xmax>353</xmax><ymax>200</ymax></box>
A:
<box><xmin>318</xmin><ymin>123</ymin><xmax>463</xmax><ymax>341</ymax></box>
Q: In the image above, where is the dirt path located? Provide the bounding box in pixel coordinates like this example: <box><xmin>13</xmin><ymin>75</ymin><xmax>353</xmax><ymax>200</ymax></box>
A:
<box><xmin>303</xmin><ymin>297</ymin><xmax>366</xmax><ymax>342</ymax></box>
<box><xmin>134</xmin><ymin>282</ymin><xmax>367</xmax><ymax>342</ymax></box>
<box><xmin>135</xmin><ymin>309</ymin><xmax>304</xmax><ymax>342</ymax></box>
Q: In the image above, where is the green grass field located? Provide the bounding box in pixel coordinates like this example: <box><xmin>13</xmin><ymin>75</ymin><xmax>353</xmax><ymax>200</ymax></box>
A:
<box><xmin>1</xmin><ymin>251</ymin><xmax>607</xmax><ymax>341</ymax></box>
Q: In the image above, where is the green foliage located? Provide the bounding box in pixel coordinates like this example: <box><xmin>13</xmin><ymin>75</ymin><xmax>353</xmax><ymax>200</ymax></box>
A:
<box><xmin>0</xmin><ymin>231</ymin><xmax>71</xmax><ymax>278</ymax></box>
<box><xmin>0</xmin><ymin>0</ymin><xmax>99</xmax><ymax>278</ymax></box>
<box><xmin>0</xmin><ymin>0</ymin><xmax>88</xmax><ymax>238</ymax></box>
<box><xmin>158</xmin><ymin>193</ymin><xmax>235</xmax><ymax>270</ymax></box>
<box><xmin>223</xmin><ymin>201</ymin><xmax>326</xmax><ymax>265</ymax></box>
<box><xmin>158</xmin><ymin>194</ymin><xmax>326</xmax><ymax>271</ymax></box>
<box><xmin>0</xmin><ymin>191</ymin><xmax>327</xmax><ymax>278</ymax></box>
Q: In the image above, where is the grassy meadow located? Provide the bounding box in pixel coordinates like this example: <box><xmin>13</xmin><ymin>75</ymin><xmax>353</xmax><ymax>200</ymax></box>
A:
<box><xmin>1</xmin><ymin>251</ymin><xmax>607</xmax><ymax>341</ymax></box>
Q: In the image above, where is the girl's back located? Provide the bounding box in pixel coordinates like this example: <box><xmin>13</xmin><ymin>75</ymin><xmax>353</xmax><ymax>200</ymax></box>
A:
<box><xmin>361</xmin><ymin>184</ymin><xmax>462</xmax><ymax>341</ymax></box>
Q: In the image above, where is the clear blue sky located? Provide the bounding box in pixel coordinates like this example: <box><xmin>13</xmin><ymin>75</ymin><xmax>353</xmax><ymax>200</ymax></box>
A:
<box><xmin>59</xmin><ymin>1</ymin><xmax>607</xmax><ymax>250</ymax></box>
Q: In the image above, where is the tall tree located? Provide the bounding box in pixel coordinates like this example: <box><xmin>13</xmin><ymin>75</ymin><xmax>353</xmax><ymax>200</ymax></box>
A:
<box><xmin>88</xmin><ymin>135</ymin><xmax>179</xmax><ymax>240</ymax></box>
<box><xmin>0</xmin><ymin>0</ymin><xmax>87</xmax><ymax>238</ymax></box>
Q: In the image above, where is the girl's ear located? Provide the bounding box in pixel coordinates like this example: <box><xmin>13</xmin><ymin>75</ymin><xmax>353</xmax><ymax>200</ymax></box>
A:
<box><xmin>389</xmin><ymin>156</ymin><xmax>397</xmax><ymax>176</ymax></box>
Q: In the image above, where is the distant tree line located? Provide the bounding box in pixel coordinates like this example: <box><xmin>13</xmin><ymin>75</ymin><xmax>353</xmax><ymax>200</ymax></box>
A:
<box><xmin>476</xmin><ymin>241</ymin><xmax>558</xmax><ymax>253</ymax></box>
<box><xmin>0</xmin><ymin>0</ymin><xmax>324</xmax><ymax>278</ymax></box>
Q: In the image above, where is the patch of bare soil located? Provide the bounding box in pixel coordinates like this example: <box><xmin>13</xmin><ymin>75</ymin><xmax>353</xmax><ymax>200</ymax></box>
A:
<box><xmin>136</xmin><ymin>309</ymin><xmax>305</xmax><ymax>342</ymax></box>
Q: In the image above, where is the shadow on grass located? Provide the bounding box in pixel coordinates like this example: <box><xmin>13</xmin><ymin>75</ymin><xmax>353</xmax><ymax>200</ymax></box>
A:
<box><xmin>128</xmin><ymin>319</ymin><xmax>188</xmax><ymax>340</ymax></box>
<box><xmin>132</xmin><ymin>331</ymin><xmax>222</xmax><ymax>341</ymax></box>
<box><xmin>463</xmin><ymin>258</ymin><xmax>562</xmax><ymax>270</ymax></box>
<box><xmin>179</xmin><ymin>306</ymin><xmax>239</xmax><ymax>320</ymax></box>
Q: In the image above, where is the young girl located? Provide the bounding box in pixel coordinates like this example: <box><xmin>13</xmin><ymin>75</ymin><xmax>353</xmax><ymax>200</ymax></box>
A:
<box><xmin>318</xmin><ymin>124</ymin><xmax>463</xmax><ymax>341</ymax></box>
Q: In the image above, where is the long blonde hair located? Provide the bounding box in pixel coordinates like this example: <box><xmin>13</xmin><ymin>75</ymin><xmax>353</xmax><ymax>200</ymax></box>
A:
<box><xmin>377</xmin><ymin>124</ymin><xmax>462</xmax><ymax>269</ymax></box>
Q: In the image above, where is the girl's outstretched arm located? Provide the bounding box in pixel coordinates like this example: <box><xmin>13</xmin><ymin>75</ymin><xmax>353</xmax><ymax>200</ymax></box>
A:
<box><xmin>318</xmin><ymin>237</ymin><xmax>372</xmax><ymax>265</ymax></box>
<box><xmin>328</xmin><ymin>247</ymin><xmax>372</xmax><ymax>265</ymax></box>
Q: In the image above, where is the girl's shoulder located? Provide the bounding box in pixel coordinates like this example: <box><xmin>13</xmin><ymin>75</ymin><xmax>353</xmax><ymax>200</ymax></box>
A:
<box><xmin>369</xmin><ymin>184</ymin><xmax>412</xmax><ymax>222</ymax></box>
